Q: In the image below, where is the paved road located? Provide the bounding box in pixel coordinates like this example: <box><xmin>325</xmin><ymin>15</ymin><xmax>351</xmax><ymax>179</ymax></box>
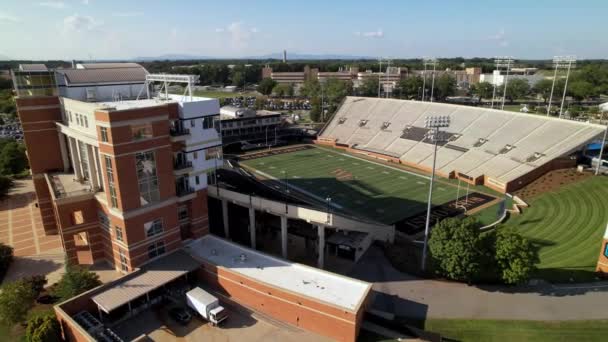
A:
<box><xmin>349</xmin><ymin>246</ymin><xmax>608</xmax><ymax>320</ymax></box>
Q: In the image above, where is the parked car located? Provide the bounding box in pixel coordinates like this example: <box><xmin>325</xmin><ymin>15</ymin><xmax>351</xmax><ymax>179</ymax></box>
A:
<box><xmin>169</xmin><ymin>307</ymin><xmax>192</xmax><ymax>325</ymax></box>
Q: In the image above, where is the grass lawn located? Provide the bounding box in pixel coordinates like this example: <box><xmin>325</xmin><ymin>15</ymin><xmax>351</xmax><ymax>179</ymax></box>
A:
<box><xmin>240</xmin><ymin>145</ymin><xmax>476</xmax><ymax>224</ymax></box>
<box><xmin>502</xmin><ymin>176</ymin><xmax>608</xmax><ymax>282</ymax></box>
<box><xmin>423</xmin><ymin>319</ymin><xmax>608</xmax><ymax>342</ymax></box>
<box><xmin>472</xmin><ymin>195</ymin><xmax>512</xmax><ymax>226</ymax></box>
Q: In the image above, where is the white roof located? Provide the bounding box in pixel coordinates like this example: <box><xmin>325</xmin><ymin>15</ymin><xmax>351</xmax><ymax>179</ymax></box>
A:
<box><xmin>95</xmin><ymin>94</ymin><xmax>215</xmax><ymax>111</ymax></box>
<box><xmin>185</xmin><ymin>235</ymin><xmax>371</xmax><ymax>312</ymax></box>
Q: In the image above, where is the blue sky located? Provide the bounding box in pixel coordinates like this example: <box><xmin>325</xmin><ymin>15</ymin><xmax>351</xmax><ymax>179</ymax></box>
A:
<box><xmin>0</xmin><ymin>0</ymin><xmax>606</xmax><ymax>60</ymax></box>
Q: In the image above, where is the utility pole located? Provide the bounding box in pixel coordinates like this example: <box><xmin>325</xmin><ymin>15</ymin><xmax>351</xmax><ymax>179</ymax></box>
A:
<box><xmin>558</xmin><ymin>56</ymin><xmax>576</xmax><ymax>118</ymax></box>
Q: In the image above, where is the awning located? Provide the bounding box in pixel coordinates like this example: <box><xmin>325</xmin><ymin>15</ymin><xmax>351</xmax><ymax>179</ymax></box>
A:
<box><xmin>92</xmin><ymin>250</ymin><xmax>200</xmax><ymax>313</ymax></box>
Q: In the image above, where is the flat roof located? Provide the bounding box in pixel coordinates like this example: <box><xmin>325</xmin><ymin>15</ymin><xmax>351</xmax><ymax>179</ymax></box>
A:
<box><xmin>91</xmin><ymin>250</ymin><xmax>200</xmax><ymax>313</ymax></box>
<box><xmin>95</xmin><ymin>94</ymin><xmax>215</xmax><ymax>111</ymax></box>
<box><xmin>185</xmin><ymin>235</ymin><xmax>371</xmax><ymax>312</ymax></box>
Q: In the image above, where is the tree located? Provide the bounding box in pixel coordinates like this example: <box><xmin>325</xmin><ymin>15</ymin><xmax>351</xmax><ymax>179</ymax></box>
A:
<box><xmin>52</xmin><ymin>264</ymin><xmax>101</xmax><ymax>301</ymax></box>
<box><xmin>532</xmin><ymin>79</ymin><xmax>554</xmax><ymax>104</ymax></box>
<box><xmin>0</xmin><ymin>141</ymin><xmax>28</xmax><ymax>175</ymax></box>
<box><xmin>25</xmin><ymin>312</ymin><xmax>61</xmax><ymax>342</ymax></box>
<box><xmin>254</xmin><ymin>96</ymin><xmax>267</xmax><ymax>110</ymax></box>
<box><xmin>470</xmin><ymin>81</ymin><xmax>494</xmax><ymax>103</ymax></box>
<box><xmin>359</xmin><ymin>76</ymin><xmax>379</xmax><ymax>97</ymax></box>
<box><xmin>231</xmin><ymin>71</ymin><xmax>244</xmax><ymax>88</ymax></box>
<box><xmin>0</xmin><ymin>279</ymin><xmax>37</xmax><ymax>324</ymax></box>
<box><xmin>0</xmin><ymin>242</ymin><xmax>13</xmax><ymax>280</ymax></box>
<box><xmin>272</xmin><ymin>83</ymin><xmax>294</xmax><ymax>97</ymax></box>
<box><xmin>494</xmin><ymin>228</ymin><xmax>538</xmax><ymax>285</ymax></box>
<box><xmin>397</xmin><ymin>76</ymin><xmax>423</xmax><ymax>99</ymax></box>
<box><xmin>257</xmin><ymin>78</ymin><xmax>277</xmax><ymax>96</ymax></box>
<box><xmin>300</xmin><ymin>79</ymin><xmax>321</xmax><ymax>98</ymax></box>
<box><xmin>568</xmin><ymin>80</ymin><xmax>596</xmax><ymax>102</ymax></box>
<box><xmin>324</xmin><ymin>78</ymin><xmax>352</xmax><ymax>113</ymax></box>
<box><xmin>502</xmin><ymin>79</ymin><xmax>530</xmax><ymax>103</ymax></box>
<box><xmin>428</xmin><ymin>217</ymin><xmax>482</xmax><ymax>282</ymax></box>
<box><xmin>309</xmin><ymin>97</ymin><xmax>322</xmax><ymax>122</ymax></box>
<box><xmin>24</xmin><ymin>275</ymin><xmax>47</xmax><ymax>297</ymax></box>
<box><xmin>433</xmin><ymin>74</ymin><xmax>457</xmax><ymax>101</ymax></box>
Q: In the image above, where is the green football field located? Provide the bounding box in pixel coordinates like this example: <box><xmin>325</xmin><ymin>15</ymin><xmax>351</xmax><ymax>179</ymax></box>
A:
<box><xmin>502</xmin><ymin>176</ymin><xmax>608</xmax><ymax>282</ymax></box>
<box><xmin>240</xmin><ymin>146</ymin><xmax>479</xmax><ymax>225</ymax></box>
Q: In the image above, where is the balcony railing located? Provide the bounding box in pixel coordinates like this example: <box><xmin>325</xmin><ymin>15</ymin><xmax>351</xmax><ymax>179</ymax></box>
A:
<box><xmin>170</xmin><ymin>127</ymin><xmax>190</xmax><ymax>137</ymax></box>
<box><xmin>176</xmin><ymin>186</ymin><xmax>195</xmax><ymax>197</ymax></box>
<box><xmin>173</xmin><ymin>160</ymin><xmax>192</xmax><ymax>170</ymax></box>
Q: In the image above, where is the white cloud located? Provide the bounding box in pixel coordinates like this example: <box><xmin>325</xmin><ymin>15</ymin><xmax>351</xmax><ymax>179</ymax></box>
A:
<box><xmin>82</xmin><ymin>0</ymin><xmax>90</xmax><ymax>4</ymax></box>
<box><xmin>215</xmin><ymin>22</ymin><xmax>259</xmax><ymax>49</ymax></box>
<box><xmin>0</xmin><ymin>12</ymin><xmax>20</xmax><ymax>23</ymax></box>
<box><xmin>63</xmin><ymin>14</ymin><xmax>102</xmax><ymax>32</ymax></box>
<box><xmin>112</xmin><ymin>12</ymin><xmax>143</xmax><ymax>17</ymax></box>
<box><xmin>39</xmin><ymin>1</ymin><xmax>67</xmax><ymax>9</ymax></box>
<box><xmin>355</xmin><ymin>29</ymin><xmax>384</xmax><ymax>39</ymax></box>
<box><xmin>488</xmin><ymin>28</ymin><xmax>509</xmax><ymax>48</ymax></box>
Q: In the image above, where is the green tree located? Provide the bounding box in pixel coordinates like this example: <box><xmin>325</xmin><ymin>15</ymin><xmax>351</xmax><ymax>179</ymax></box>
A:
<box><xmin>0</xmin><ymin>242</ymin><xmax>13</xmax><ymax>280</ymax></box>
<box><xmin>532</xmin><ymin>79</ymin><xmax>554</xmax><ymax>104</ymax></box>
<box><xmin>254</xmin><ymin>96</ymin><xmax>267</xmax><ymax>110</ymax></box>
<box><xmin>358</xmin><ymin>76</ymin><xmax>379</xmax><ymax>97</ymax></box>
<box><xmin>501</xmin><ymin>78</ymin><xmax>530</xmax><ymax>103</ymax></box>
<box><xmin>0</xmin><ymin>175</ymin><xmax>12</xmax><ymax>198</ymax></box>
<box><xmin>470</xmin><ymin>81</ymin><xmax>494</xmax><ymax>103</ymax></box>
<box><xmin>0</xmin><ymin>141</ymin><xmax>28</xmax><ymax>175</ymax></box>
<box><xmin>272</xmin><ymin>83</ymin><xmax>294</xmax><ymax>97</ymax></box>
<box><xmin>51</xmin><ymin>264</ymin><xmax>101</xmax><ymax>301</ymax></box>
<box><xmin>309</xmin><ymin>97</ymin><xmax>322</xmax><ymax>122</ymax></box>
<box><xmin>494</xmin><ymin>228</ymin><xmax>538</xmax><ymax>285</ymax></box>
<box><xmin>231</xmin><ymin>71</ymin><xmax>244</xmax><ymax>88</ymax></box>
<box><xmin>568</xmin><ymin>80</ymin><xmax>596</xmax><ymax>102</ymax></box>
<box><xmin>300</xmin><ymin>79</ymin><xmax>321</xmax><ymax>98</ymax></box>
<box><xmin>433</xmin><ymin>74</ymin><xmax>457</xmax><ymax>101</ymax></box>
<box><xmin>257</xmin><ymin>78</ymin><xmax>277</xmax><ymax>96</ymax></box>
<box><xmin>397</xmin><ymin>76</ymin><xmax>423</xmax><ymax>99</ymax></box>
<box><xmin>25</xmin><ymin>312</ymin><xmax>61</xmax><ymax>342</ymax></box>
<box><xmin>324</xmin><ymin>78</ymin><xmax>352</xmax><ymax>113</ymax></box>
<box><xmin>428</xmin><ymin>217</ymin><xmax>482</xmax><ymax>282</ymax></box>
<box><xmin>0</xmin><ymin>279</ymin><xmax>37</xmax><ymax>324</ymax></box>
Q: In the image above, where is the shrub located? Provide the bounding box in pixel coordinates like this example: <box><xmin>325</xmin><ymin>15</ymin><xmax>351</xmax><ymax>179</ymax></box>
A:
<box><xmin>0</xmin><ymin>279</ymin><xmax>37</xmax><ymax>324</ymax></box>
<box><xmin>494</xmin><ymin>228</ymin><xmax>538</xmax><ymax>284</ymax></box>
<box><xmin>52</xmin><ymin>264</ymin><xmax>101</xmax><ymax>301</ymax></box>
<box><xmin>24</xmin><ymin>275</ymin><xmax>48</xmax><ymax>297</ymax></box>
<box><xmin>0</xmin><ymin>175</ymin><xmax>13</xmax><ymax>198</ymax></box>
<box><xmin>25</xmin><ymin>312</ymin><xmax>61</xmax><ymax>342</ymax></box>
<box><xmin>0</xmin><ymin>242</ymin><xmax>13</xmax><ymax>281</ymax></box>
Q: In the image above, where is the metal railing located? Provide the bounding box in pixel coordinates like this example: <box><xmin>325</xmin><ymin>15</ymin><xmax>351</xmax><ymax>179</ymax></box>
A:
<box><xmin>169</xmin><ymin>127</ymin><xmax>190</xmax><ymax>137</ymax></box>
<box><xmin>173</xmin><ymin>160</ymin><xmax>192</xmax><ymax>170</ymax></box>
<box><xmin>176</xmin><ymin>186</ymin><xmax>195</xmax><ymax>197</ymax></box>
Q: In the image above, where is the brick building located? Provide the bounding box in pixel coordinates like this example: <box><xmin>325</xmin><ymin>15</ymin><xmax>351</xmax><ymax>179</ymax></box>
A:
<box><xmin>12</xmin><ymin>63</ymin><xmax>222</xmax><ymax>271</ymax></box>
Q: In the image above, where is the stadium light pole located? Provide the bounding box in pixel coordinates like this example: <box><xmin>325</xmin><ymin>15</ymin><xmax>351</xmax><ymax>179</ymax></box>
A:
<box><xmin>423</xmin><ymin>58</ymin><xmax>438</xmax><ymax>102</ymax></box>
<box><xmin>558</xmin><ymin>56</ymin><xmax>576</xmax><ymax>119</ymax></box>
<box><xmin>421</xmin><ymin>59</ymin><xmax>428</xmax><ymax>102</ymax></box>
<box><xmin>421</xmin><ymin>115</ymin><xmax>451</xmax><ymax>271</ymax></box>
<box><xmin>596</xmin><ymin>110</ymin><xmax>607</xmax><ymax>175</ymax></box>
<box><xmin>494</xmin><ymin>57</ymin><xmax>514</xmax><ymax>110</ymax></box>
<box><xmin>546</xmin><ymin>57</ymin><xmax>561</xmax><ymax>116</ymax></box>
<box><xmin>378</xmin><ymin>58</ymin><xmax>383</xmax><ymax>98</ymax></box>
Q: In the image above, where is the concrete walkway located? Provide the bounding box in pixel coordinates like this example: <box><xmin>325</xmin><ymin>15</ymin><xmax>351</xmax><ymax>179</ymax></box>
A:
<box><xmin>349</xmin><ymin>246</ymin><xmax>608</xmax><ymax>321</ymax></box>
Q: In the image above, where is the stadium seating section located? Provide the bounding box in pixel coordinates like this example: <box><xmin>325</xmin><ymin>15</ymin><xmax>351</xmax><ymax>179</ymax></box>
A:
<box><xmin>320</xmin><ymin>97</ymin><xmax>605</xmax><ymax>190</ymax></box>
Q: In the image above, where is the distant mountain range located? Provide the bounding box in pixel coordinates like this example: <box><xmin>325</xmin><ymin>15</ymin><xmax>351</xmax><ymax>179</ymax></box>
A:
<box><xmin>133</xmin><ymin>53</ymin><xmax>375</xmax><ymax>61</ymax></box>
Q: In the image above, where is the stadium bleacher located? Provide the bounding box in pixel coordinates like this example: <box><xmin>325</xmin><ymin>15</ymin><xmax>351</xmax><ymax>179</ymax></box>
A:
<box><xmin>320</xmin><ymin>97</ymin><xmax>606</xmax><ymax>191</ymax></box>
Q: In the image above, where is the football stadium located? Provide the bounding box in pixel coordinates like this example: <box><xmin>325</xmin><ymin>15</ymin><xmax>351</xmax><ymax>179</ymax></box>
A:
<box><xmin>236</xmin><ymin>97</ymin><xmax>606</xmax><ymax>240</ymax></box>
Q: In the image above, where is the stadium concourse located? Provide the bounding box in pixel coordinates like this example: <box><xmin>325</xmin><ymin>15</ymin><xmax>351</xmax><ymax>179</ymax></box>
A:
<box><xmin>318</xmin><ymin>97</ymin><xmax>606</xmax><ymax>193</ymax></box>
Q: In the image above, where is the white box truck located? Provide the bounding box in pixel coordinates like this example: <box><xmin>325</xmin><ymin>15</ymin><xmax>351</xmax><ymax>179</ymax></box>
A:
<box><xmin>186</xmin><ymin>287</ymin><xmax>228</xmax><ymax>326</ymax></box>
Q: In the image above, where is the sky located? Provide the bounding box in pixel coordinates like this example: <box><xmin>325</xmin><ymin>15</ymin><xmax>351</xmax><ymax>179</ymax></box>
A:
<box><xmin>0</xmin><ymin>0</ymin><xmax>607</xmax><ymax>60</ymax></box>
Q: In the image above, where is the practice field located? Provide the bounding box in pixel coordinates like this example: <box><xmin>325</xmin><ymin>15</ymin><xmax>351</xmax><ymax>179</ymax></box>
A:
<box><xmin>239</xmin><ymin>145</ymin><xmax>496</xmax><ymax>229</ymax></box>
<box><xmin>503</xmin><ymin>176</ymin><xmax>608</xmax><ymax>282</ymax></box>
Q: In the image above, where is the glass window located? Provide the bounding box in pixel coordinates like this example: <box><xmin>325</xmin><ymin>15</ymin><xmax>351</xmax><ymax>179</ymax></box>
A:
<box><xmin>148</xmin><ymin>241</ymin><xmax>166</xmax><ymax>259</ymax></box>
<box><xmin>131</xmin><ymin>124</ymin><xmax>152</xmax><ymax>140</ymax></box>
<box><xmin>76</xmin><ymin>114</ymin><xmax>81</xmax><ymax>126</ymax></box>
<box><xmin>119</xmin><ymin>249</ymin><xmax>128</xmax><ymax>272</ymax></box>
<box><xmin>178</xmin><ymin>206</ymin><xmax>188</xmax><ymax>221</ymax></box>
<box><xmin>84</xmin><ymin>116</ymin><xmax>88</xmax><ymax>128</ymax></box>
<box><xmin>193</xmin><ymin>151</ymin><xmax>197</xmax><ymax>160</ymax></box>
<box><xmin>115</xmin><ymin>226</ymin><xmax>124</xmax><ymax>242</ymax></box>
<box><xmin>195</xmin><ymin>176</ymin><xmax>200</xmax><ymax>185</ymax></box>
<box><xmin>98</xmin><ymin>211</ymin><xmax>110</xmax><ymax>232</ymax></box>
<box><xmin>104</xmin><ymin>156</ymin><xmax>118</xmax><ymax>208</ymax></box>
<box><xmin>202</xmin><ymin>117</ymin><xmax>215</xmax><ymax>129</ymax></box>
<box><xmin>205</xmin><ymin>146</ymin><xmax>223</xmax><ymax>161</ymax></box>
<box><xmin>136</xmin><ymin>151</ymin><xmax>160</xmax><ymax>205</ymax></box>
<box><xmin>100</xmin><ymin>127</ymin><xmax>108</xmax><ymax>142</ymax></box>
<box><xmin>144</xmin><ymin>219</ymin><xmax>163</xmax><ymax>238</ymax></box>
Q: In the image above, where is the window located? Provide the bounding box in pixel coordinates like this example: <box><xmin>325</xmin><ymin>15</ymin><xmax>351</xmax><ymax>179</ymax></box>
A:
<box><xmin>104</xmin><ymin>156</ymin><xmax>118</xmax><ymax>208</ymax></box>
<box><xmin>100</xmin><ymin>127</ymin><xmax>108</xmax><ymax>142</ymax></box>
<box><xmin>202</xmin><ymin>116</ymin><xmax>214</xmax><ymax>129</ymax></box>
<box><xmin>131</xmin><ymin>124</ymin><xmax>152</xmax><ymax>140</ymax></box>
<box><xmin>76</xmin><ymin>114</ymin><xmax>81</xmax><ymax>126</ymax></box>
<box><xmin>119</xmin><ymin>249</ymin><xmax>128</xmax><ymax>272</ymax></box>
<box><xmin>178</xmin><ymin>206</ymin><xmax>188</xmax><ymax>221</ymax></box>
<box><xmin>71</xmin><ymin>210</ymin><xmax>84</xmax><ymax>225</ymax></box>
<box><xmin>136</xmin><ymin>151</ymin><xmax>160</xmax><ymax>205</ymax></box>
<box><xmin>195</xmin><ymin>175</ymin><xmax>200</xmax><ymax>185</ymax></box>
<box><xmin>205</xmin><ymin>146</ymin><xmax>223</xmax><ymax>161</ymax></box>
<box><xmin>84</xmin><ymin>116</ymin><xmax>88</xmax><ymax>128</ymax></box>
<box><xmin>98</xmin><ymin>211</ymin><xmax>110</xmax><ymax>232</ymax></box>
<box><xmin>190</xmin><ymin>119</ymin><xmax>195</xmax><ymax>127</ymax></box>
<box><xmin>115</xmin><ymin>226</ymin><xmax>124</xmax><ymax>242</ymax></box>
<box><xmin>144</xmin><ymin>219</ymin><xmax>163</xmax><ymax>238</ymax></box>
<box><xmin>192</xmin><ymin>151</ymin><xmax>198</xmax><ymax>160</ymax></box>
<box><xmin>148</xmin><ymin>241</ymin><xmax>166</xmax><ymax>259</ymax></box>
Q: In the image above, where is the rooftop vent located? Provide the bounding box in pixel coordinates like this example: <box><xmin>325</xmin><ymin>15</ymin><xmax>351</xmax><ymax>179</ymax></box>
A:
<box><xmin>381</xmin><ymin>121</ymin><xmax>391</xmax><ymax>130</ymax></box>
<box><xmin>338</xmin><ymin>117</ymin><xmax>347</xmax><ymax>124</ymax></box>
<box><xmin>499</xmin><ymin>144</ymin><xmax>515</xmax><ymax>154</ymax></box>
<box><xmin>359</xmin><ymin>119</ymin><xmax>368</xmax><ymax>127</ymax></box>
<box><xmin>239</xmin><ymin>253</ymin><xmax>247</xmax><ymax>262</ymax></box>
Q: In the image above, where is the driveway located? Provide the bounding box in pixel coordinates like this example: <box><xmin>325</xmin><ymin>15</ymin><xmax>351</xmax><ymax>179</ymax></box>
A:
<box><xmin>349</xmin><ymin>245</ymin><xmax>608</xmax><ymax>321</ymax></box>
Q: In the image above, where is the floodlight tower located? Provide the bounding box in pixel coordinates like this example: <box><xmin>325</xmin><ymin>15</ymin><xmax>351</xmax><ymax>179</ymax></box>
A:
<box><xmin>494</xmin><ymin>57</ymin><xmax>514</xmax><ymax>110</ymax></box>
<box><xmin>546</xmin><ymin>56</ymin><xmax>576</xmax><ymax>117</ymax></box>
<box><xmin>385</xmin><ymin>59</ymin><xmax>393</xmax><ymax>98</ymax></box>
<box><xmin>424</xmin><ymin>58</ymin><xmax>438</xmax><ymax>102</ymax></box>
<box><xmin>377</xmin><ymin>58</ymin><xmax>383</xmax><ymax>98</ymax></box>
<box><xmin>558</xmin><ymin>56</ymin><xmax>576</xmax><ymax>118</ymax></box>
<box><xmin>421</xmin><ymin>115</ymin><xmax>451</xmax><ymax>271</ymax></box>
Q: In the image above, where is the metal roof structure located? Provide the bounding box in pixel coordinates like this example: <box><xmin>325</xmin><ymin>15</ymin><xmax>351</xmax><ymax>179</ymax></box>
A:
<box><xmin>91</xmin><ymin>250</ymin><xmax>200</xmax><ymax>313</ymax></box>
<box><xmin>19</xmin><ymin>64</ymin><xmax>48</xmax><ymax>72</ymax></box>
<box><xmin>56</xmin><ymin>67</ymin><xmax>148</xmax><ymax>85</ymax></box>
<box><xmin>77</xmin><ymin>63</ymin><xmax>144</xmax><ymax>69</ymax></box>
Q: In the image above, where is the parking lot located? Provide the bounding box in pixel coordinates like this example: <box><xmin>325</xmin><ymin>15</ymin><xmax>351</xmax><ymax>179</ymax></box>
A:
<box><xmin>113</xmin><ymin>297</ymin><xmax>330</xmax><ymax>342</ymax></box>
